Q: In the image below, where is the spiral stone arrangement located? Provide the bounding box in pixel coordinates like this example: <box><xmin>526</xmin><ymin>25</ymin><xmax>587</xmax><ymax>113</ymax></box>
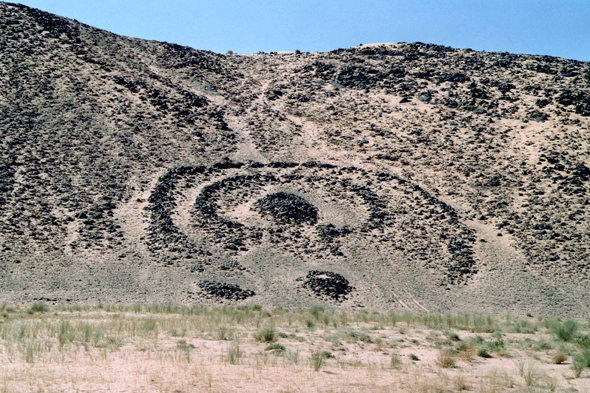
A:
<box><xmin>145</xmin><ymin>160</ymin><xmax>478</xmax><ymax>302</ymax></box>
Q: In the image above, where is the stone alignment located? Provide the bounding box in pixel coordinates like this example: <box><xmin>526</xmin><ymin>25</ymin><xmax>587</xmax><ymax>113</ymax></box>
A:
<box><xmin>145</xmin><ymin>161</ymin><xmax>478</xmax><ymax>290</ymax></box>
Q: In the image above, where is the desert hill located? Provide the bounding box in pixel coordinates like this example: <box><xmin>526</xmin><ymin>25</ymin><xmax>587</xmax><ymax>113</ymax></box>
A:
<box><xmin>1</xmin><ymin>2</ymin><xmax>589</xmax><ymax>316</ymax></box>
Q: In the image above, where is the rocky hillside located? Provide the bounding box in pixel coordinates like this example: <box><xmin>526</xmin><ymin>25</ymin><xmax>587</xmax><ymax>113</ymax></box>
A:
<box><xmin>1</xmin><ymin>2</ymin><xmax>589</xmax><ymax>316</ymax></box>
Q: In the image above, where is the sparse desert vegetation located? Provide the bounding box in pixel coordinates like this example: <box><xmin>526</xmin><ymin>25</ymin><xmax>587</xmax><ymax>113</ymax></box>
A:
<box><xmin>0</xmin><ymin>303</ymin><xmax>589</xmax><ymax>392</ymax></box>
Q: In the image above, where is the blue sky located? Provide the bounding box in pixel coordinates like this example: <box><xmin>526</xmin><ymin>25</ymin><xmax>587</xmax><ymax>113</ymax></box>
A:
<box><xmin>12</xmin><ymin>0</ymin><xmax>590</xmax><ymax>61</ymax></box>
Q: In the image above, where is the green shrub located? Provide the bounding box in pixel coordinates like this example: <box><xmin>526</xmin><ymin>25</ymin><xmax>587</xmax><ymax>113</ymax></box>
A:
<box><xmin>24</xmin><ymin>344</ymin><xmax>35</xmax><ymax>364</ymax></box>
<box><xmin>534</xmin><ymin>340</ymin><xmax>553</xmax><ymax>351</ymax></box>
<box><xmin>434</xmin><ymin>340</ymin><xmax>452</xmax><ymax>349</ymax></box>
<box><xmin>572</xmin><ymin>348</ymin><xmax>590</xmax><ymax>378</ymax></box>
<box><xmin>29</xmin><ymin>302</ymin><xmax>48</xmax><ymax>313</ymax></box>
<box><xmin>478</xmin><ymin>348</ymin><xmax>492</xmax><ymax>358</ymax></box>
<box><xmin>347</xmin><ymin>331</ymin><xmax>372</xmax><ymax>343</ymax></box>
<box><xmin>522</xmin><ymin>364</ymin><xmax>538</xmax><ymax>386</ymax></box>
<box><xmin>574</xmin><ymin>334</ymin><xmax>590</xmax><ymax>348</ymax></box>
<box><xmin>228</xmin><ymin>342</ymin><xmax>242</xmax><ymax>365</ymax></box>
<box><xmin>390</xmin><ymin>353</ymin><xmax>401</xmax><ymax>368</ymax></box>
<box><xmin>444</xmin><ymin>330</ymin><xmax>460</xmax><ymax>341</ymax></box>
<box><xmin>58</xmin><ymin>320</ymin><xmax>72</xmax><ymax>347</ymax></box>
<box><xmin>177</xmin><ymin>339</ymin><xmax>194</xmax><ymax>351</ymax></box>
<box><xmin>455</xmin><ymin>341</ymin><xmax>472</xmax><ymax>352</ymax></box>
<box><xmin>310</xmin><ymin>351</ymin><xmax>323</xmax><ymax>371</ymax></box>
<box><xmin>265</xmin><ymin>343</ymin><xmax>286</xmax><ymax>353</ymax></box>
<box><xmin>144</xmin><ymin>318</ymin><xmax>157</xmax><ymax>332</ymax></box>
<box><xmin>254</xmin><ymin>326</ymin><xmax>276</xmax><ymax>343</ymax></box>
<box><xmin>551</xmin><ymin>319</ymin><xmax>579</xmax><ymax>342</ymax></box>
<box><xmin>487</xmin><ymin>338</ymin><xmax>505</xmax><ymax>352</ymax></box>
<box><xmin>310</xmin><ymin>306</ymin><xmax>324</xmax><ymax>319</ymax></box>
<box><xmin>106</xmin><ymin>336</ymin><xmax>124</xmax><ymax>350</ymax></box>
<box><xmin>436</xmin><ymin>350</ymin><xmax>456</xmax><ymax>368</ymax></box>
<box><xmin>217</xmin><ymin>327</ymin><xmax>232</xmax><ymax>341</ymax></box>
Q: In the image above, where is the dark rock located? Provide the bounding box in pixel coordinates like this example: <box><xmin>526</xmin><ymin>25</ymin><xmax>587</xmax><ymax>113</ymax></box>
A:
<box><xmin>199</xmin><ymin>281</ymin><xmax>255</xmax><ymax>301</ymax></box>
<box><xmin>303</xmin><ymin>271</ymin><xmax>353</xmax><ymax>301</ymax></box>
<box><xmin>254</xmin><ymin>192</ymin><xmax>318</xmax><ymax>225</ymax></box>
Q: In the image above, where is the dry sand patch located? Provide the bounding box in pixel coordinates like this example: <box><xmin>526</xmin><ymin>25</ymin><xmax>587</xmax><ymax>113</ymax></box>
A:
<box><xmin>0</xmin><ymin>304</ymin><xmax>589</xmax><ymax>392</ymax></box>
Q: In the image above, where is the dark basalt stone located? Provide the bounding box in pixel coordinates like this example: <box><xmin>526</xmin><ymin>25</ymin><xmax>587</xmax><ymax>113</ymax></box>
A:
<box><xmin>199</xmin><ymin>281</ymin><xmax>255</xmax><ymax>301</ymax></box>
<box><xmin>438</xmin><ymin>72</ymin><xmax>470</xmax><ymax>83</ymax></box>
<box><xmin>317</xmin><ymin>224</ymin><xmax>352</xmax><ymax>241</ymax></box>
<box><xmin>556</xmin><ymin>90</ymin><xmax>590</xmax><ymax>116</ymax></box>
<box><xmin>303</xmin><ymin>270</ymin><xmax>353</xmax><ymax>302</ymax></box>
<box><xmin>417</xmin><ymin>92</ymin><xmax>432</xmax><ymax>103</ymax></box>
<box><xmin>527</xmin><ymin>110</ymin><xmax>549</xmax><ymax>122</ymax></box>
<box><xmin>22</xmin><ymin>5</ymin><xmax>80</xmax><ymax>40</ymax></box>
<box><xmin>535</xmin><ymin>98</ymin><xmax>552</xmax><ymax>108</ymax></box>
<box><xmin>254</xmin><ymin>192</ymin><xmax>318</xmax><ymax>225</ymax></box>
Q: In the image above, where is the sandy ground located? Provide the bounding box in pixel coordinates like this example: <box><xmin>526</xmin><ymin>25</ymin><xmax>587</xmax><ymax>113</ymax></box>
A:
<box><xmin>0</xmin><ymin>305</ymin><xmax>589</xmax><ymax>392</ymax></box>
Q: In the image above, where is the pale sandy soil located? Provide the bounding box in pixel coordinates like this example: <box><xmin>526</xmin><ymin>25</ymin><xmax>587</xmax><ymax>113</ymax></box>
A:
<box><xmin>0</xmin><ymin>304</ymin><xmax>589</xmax><ymax>392</ymax></box>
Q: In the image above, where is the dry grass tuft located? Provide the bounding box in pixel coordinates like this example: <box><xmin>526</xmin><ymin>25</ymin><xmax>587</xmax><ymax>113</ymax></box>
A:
<box><xmin>551</xmin><ymin>351</ymin><xmax>568</xmax><ymax>364</ymax></box>
<box><xmin>0</xmin><ymin>304</ymin><xmax>586</xmax><ymax>392</ymax></box>
<box><xmin>435</xmin><ymin>349</ymin><xmax>456</xmax><ymax>368</ymax></box>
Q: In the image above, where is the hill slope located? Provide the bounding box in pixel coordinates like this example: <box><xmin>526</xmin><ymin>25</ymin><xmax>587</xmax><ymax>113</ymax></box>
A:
<box><xmin>1</xmin><ymin>2</ymin><xmax>589</xmax><ymax>316</ymax></box>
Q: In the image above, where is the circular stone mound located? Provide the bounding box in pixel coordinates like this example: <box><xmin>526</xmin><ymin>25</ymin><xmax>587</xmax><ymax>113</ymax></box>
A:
<box><xmin>254</xmin><ymin>192</ymin><xmax>318</xmax><ymax>225</ymax></box>
<box><xmin>303</xmin><ymin>270</ymin><xmax>353</xmax><ymax>302</ymax></box>
<box><xmin>199</xmin><ymin>281</ymin><xmax>255</xmax><ymax>301</ymax></box>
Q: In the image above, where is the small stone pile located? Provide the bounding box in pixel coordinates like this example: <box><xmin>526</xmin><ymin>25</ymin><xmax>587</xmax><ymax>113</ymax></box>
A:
<box><xmin>199</xmin><ymin>281</ymin><xmax>255</xmax><ymax>301</ymax></box>
<box><xmin>303</xmin><ymin>270</ymin><xmax>353</xmax><ymax>302</ymax></box>
<box><xmin>254</xmin><ymin>192</ymin><xmax>318</xmax><ymax>225</ymax></box>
